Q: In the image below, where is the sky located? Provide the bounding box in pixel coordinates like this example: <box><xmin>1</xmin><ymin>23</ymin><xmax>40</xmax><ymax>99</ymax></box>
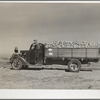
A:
<box><xmin>0</xmin><ymin>3</ymin><xmax>100</xmax><ymax>55</ymax></box>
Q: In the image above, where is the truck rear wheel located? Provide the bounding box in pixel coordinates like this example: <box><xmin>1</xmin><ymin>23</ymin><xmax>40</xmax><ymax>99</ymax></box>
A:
<box><xmin>11</xmin><ymin>58</ymin><xmax>23</xmax><ymax>70</ymax></box>
<box><xmin>68</xmin><ymin>59</ymin><xmax>81</xmax><ymax>72</ymax></box>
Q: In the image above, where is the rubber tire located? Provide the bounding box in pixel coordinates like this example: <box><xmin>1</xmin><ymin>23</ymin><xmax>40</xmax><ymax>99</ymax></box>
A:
<box><xmin>68</xmin><ymin>59</ymin><xmax>81</xmax><ymax>72</ymax></box>
<box><xmin>11</xmin><ymin>58</ymin><xmax>23</xmax><ymax>70</ymax></box>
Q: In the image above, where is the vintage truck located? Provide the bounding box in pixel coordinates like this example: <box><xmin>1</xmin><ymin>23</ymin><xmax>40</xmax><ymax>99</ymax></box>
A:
<box><xmin>10</xmin><ymin>43</ymin><xmax>100</xmax><ymax>72</ymax></box>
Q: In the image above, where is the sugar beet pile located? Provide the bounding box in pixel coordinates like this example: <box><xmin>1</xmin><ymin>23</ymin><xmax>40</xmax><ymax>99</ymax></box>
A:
<box><xmin>44</xmin><ymin>41</ymin><xmax>100</xmax><ymax>48</ymax></box>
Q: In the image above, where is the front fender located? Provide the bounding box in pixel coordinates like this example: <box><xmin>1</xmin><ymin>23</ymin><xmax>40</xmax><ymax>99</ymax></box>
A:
<box><xmin>10</xmin><ymin>54</ymin><xmax>28</xmax><ymax>66</ymax></box>
<box><xmin>18</xmin><ymin>57</ymin><xmax>28</xmax><ymax>66</ymax></box>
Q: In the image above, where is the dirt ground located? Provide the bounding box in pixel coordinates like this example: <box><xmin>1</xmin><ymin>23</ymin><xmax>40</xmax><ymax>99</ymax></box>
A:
<box><xmin>0</xmin><ymin>56</ymin><xmax>100</xmax><ymax>89</ymax></box>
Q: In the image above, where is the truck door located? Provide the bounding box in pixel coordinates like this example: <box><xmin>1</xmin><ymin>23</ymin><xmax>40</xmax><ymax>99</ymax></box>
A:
<box><xmin>29</xmin><ymin>46</ymin><xmax>35</xmax><ymax>64</ymax></box>
<box><xmin>35</xmin><ymin>43</ymin><xmax>44</xmax><ymax>65</ymax></box>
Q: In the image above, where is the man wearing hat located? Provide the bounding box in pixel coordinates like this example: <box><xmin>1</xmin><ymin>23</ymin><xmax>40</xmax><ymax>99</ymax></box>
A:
<box><xmin>30</xmin><ymin>40</ymin><xmax>37</xmax><ymax>50</ymax></box>
<box><xmin>30</xmin><ymin>39</ymin><xmax>40</xmax><ymax>65</ymax></box>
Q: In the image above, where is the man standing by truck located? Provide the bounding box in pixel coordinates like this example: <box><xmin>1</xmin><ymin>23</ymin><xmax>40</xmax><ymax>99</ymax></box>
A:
<box><xmin>30</xmin><ymin>39</ymin><xmax>37</xmax><ymax>50</ymax></box>
<box><xmin>30</xmin><ymin>39</ymin><xmax>40</xmax><ymax>65</ymax></box>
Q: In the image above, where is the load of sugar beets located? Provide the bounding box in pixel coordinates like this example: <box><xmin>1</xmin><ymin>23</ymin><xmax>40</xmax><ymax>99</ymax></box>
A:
<box><xmin>44</xmin><ymin>41</ymin><xmax>100</xmax><ymax>48</ymax></box>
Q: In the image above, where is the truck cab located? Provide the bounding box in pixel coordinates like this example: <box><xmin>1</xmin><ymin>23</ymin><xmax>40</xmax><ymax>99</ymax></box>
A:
<box><xmin>10</xmin><ymin>43</ymin><xmax>45</xmax><ymax>70</ymax></box>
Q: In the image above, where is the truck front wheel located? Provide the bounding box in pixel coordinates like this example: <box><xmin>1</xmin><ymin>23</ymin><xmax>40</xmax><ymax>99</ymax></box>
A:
<box><xmin>68</xmin><ymin>59</ymin><xmax>81</xmax><ymax>72</ymax></box>
<box><xmin>11</xmin><ymin>58</ymin><xmax>23</xmax><ymax>70</ymax></box>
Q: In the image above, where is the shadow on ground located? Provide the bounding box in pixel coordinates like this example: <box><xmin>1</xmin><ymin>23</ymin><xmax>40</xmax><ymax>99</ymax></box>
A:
<box><xmin>19</xmin><ymin>67</ymin><xmax>93</xmax><ymax>72</ymax></box>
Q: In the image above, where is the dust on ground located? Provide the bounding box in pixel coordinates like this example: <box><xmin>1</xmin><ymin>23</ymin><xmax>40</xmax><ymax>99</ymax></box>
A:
<box><xmin>0</xmin><ymin>56</ymin><xmax>100</xmax><ymax>89</ymax></box>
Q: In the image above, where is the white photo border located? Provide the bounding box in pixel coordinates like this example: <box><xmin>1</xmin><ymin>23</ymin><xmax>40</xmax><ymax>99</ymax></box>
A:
<box><xmin>0</xmin><ymin>1</ymin><xmax>100</xmax><ymax>99</ymax></box>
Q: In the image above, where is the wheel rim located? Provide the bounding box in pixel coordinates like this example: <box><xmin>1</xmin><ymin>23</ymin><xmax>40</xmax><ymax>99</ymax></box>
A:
<box><xmin>12</xmin><ymin>59</ymin><xmax>22</xmax><ymax>69</ymax></box>
<box><xmin>69</xmin><ymin>62</ymin><xmax>79</xmax><ymax>71</ymax></box>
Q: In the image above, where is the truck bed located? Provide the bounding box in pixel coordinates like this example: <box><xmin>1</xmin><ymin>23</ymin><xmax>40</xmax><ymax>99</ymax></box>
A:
<box><xmin>45</xmin><ymin>48</ymin><xmax>100</xmax><ymax>58</ymax></box>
